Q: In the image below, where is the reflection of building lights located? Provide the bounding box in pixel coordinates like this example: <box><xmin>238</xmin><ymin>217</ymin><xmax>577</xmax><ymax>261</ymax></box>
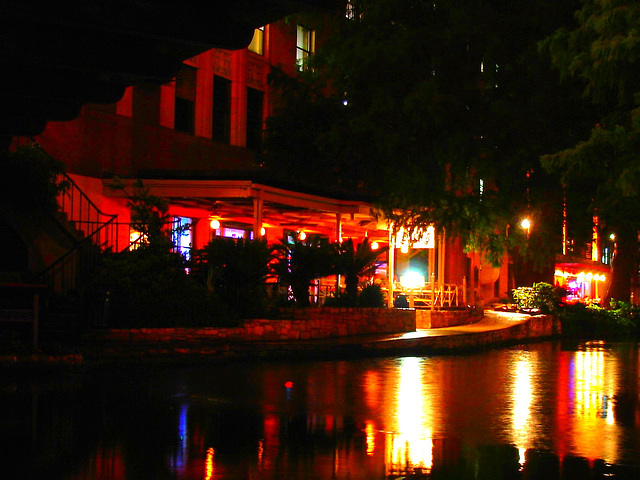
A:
<box><xmin>365</xmin><ymin>421</ymin><xmax>375</xmax><ymax>456</ymax></box>
<box><xmin>388</xmin><ymin>357</ymin><xmax>433</xmax><ymax>475</ymax></box>
<box><xmin>518</xmin><ymin>447</ymin><xmax>526</xmax><ymax>471</ymax></box>
<box><xmin>258</xmin><ymin>439</ymin><xmax>264</xmax><ymax>464</ymax></box>
<box><xmin>512</xmin><ymin>356</ymin><xmax>532</xmax><ymax>436</ymax></box>
<box><xmin>570</xmin><ymin>346</ymin><xmax>620</xmax><ymax>462</ymax></box>
<box><xmin>204</xmin><ymin>447</ymin><xmax>214</xmax><ymax>480</ymax></box>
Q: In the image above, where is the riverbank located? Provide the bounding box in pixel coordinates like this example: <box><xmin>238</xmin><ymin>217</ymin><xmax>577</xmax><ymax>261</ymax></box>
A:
<box><xmin>0</xmin><ymin>310</ymin><xmax>559</xmax><ymax>373</ymax></box>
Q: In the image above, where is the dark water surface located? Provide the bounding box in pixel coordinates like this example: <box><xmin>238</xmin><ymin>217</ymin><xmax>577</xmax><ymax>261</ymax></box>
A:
<box><xmin>2</xmin><ymin>340</ymin><xmax>640</xmax><ymax>479</ymax></box>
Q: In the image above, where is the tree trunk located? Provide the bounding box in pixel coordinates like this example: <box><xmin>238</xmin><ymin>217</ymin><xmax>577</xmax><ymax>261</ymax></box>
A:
<box><xmin>603</xmin><ymin>226</ymin><xmax>638</xmax><ymax>307</ymax></box>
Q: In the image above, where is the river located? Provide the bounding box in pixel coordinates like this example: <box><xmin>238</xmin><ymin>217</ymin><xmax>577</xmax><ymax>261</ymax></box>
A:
<box><xmin>2</xmin><ymin>340</ymin><xmax>639</xmax><ymax>479</ymax></box>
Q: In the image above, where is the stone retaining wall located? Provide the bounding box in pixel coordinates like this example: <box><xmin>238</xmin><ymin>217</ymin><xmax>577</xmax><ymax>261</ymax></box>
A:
<box><xmin>415</xmin><ymin>308</ymin><xmax>483</xmax><ymax>329</ymax></box>
<box><xmin>83</xmin><ymin>307</ymin><xmax>416</xmax><ymax>344</ymax></box>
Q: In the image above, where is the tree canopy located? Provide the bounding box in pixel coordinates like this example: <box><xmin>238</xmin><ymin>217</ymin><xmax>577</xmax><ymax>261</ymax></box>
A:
<box><xmin>540</xmin><ymin>0</ymin><xmax>640</xmax><ymax>303</ymax></box>
<box><xmin>263</xmin><ymin>0</ymin><xmax>593</xmax><ymax>278</ymax></box>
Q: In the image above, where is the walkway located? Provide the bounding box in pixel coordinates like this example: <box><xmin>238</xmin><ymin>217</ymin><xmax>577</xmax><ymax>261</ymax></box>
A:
<box><xmin>223</xmin><ymin>310</ymin><xmax>557</xmax><ymax>360</ymax></box>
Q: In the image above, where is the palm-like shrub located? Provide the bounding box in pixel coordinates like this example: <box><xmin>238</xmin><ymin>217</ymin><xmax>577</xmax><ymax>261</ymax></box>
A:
<box><xmin>272</xmin><ymin>237</ymin><xmax>334</xmax><ymax>307</ymax></box>
<box><xmin>334</xmin><ymin>237</ymin><xmax>388</xmax><ymax>306</ymax></box>
<box><xmin>194</xmin><ymin>237</ymin><xmax>274</xmax><ymax>319</ymax></box>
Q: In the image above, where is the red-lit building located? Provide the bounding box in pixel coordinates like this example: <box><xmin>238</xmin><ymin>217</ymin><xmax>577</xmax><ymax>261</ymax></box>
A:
<box><xmin>12</xmin><ymin>17</ymin><xmax>509</xmax><ymax>308</ymax></box>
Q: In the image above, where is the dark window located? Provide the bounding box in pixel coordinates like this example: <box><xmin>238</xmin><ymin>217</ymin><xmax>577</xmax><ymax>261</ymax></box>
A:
<box><xmin>132</xmin><ymin>83</ymin><xmax>160</xmax><ymax>125</ymax></box>
<box><xmin>174</xmin><ymin>64</ymin><xmax>196</xmax><ymax>134</ymax></box>
<box><xmin>212</xmin><ymin>76</ymin><xmax>231</xmax><ymax>143</ymax></box>
<box><xmin>246</xmin><ymin>88</ymin><xmax>264</xmax><ymax>151</ymax></box>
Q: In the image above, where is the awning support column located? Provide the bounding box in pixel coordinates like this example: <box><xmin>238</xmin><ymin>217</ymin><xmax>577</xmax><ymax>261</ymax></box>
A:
<box><xmin>252</xmin><ymin>190</ymin><xmax>264</xmax><ymax>240</ymax></box>
<box><xmin>388</xmin><ymin>223</ymin><xmax>395</xmax><ymax>308</ymax></box>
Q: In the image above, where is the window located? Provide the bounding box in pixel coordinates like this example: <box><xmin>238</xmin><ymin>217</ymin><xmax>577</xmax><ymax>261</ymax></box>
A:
<box><xmin>246</xmin><ymin>87</ymin><xmax>264</xmax><ymax>151</ymax></box>
<box><xmin>296</xmin><ymin>25</ymin><xmax>315</xmax><ymax>71</ymax></box>
<box><xmin>171</xmin><ymin>217</ymin><xmax>192</xmax><ymax>261</ymax></box>
<box><xmin>212</xmin><ymin>75</ymin><xmax>231</xmax><ymax>143</ymax></box>
<box><xmin>174</xmin><ymin>64</ymin><xmax>196</xmax><ymax>134</ymax></box>
<box><xmin>132</xmin><ymin>83</ymin><xmax>160</xmax><ymax>125</ymax></box>
<box><xmin>248</xmin><ymin>26</ymin><xmax>264</xmax><ymax>55</ymax></box>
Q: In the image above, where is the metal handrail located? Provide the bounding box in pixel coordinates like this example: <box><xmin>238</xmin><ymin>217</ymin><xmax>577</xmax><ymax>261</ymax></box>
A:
<box><xmin>56</xmin><ymin>172</ymin><xmax>119</xmax><ymax>253</ymax></box>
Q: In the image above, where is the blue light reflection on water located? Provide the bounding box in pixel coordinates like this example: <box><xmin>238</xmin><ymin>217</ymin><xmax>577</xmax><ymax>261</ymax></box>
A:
<box><xmin>2</xmin><ymin>340</ymin><xmax>640</xmax><ymax>479</ymax></box>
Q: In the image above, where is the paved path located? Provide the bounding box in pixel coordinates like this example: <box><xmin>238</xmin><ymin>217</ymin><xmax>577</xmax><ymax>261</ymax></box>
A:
<box><xmin>240</xmin><ymin>310</ymin><xmax>553</xmax><ymax>359</ymax></box>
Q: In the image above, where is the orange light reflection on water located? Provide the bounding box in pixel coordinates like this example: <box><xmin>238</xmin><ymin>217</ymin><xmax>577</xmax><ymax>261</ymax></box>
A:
<box><xmin>570</xmin><ymin>345</ymin><xmax>620</xmax><ymax>462</ymax></box>
<box><xmin>204</xmin><ymin>447</ymin><xmax>214</xmax><ymax>480</ymax></box>
<box><xmin>386</xmin><ymin>357</ymin><xmax>433</xmax><ymax>476</ymax></box>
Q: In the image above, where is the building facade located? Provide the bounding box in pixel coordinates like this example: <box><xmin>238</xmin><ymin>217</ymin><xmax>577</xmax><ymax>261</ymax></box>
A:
<box><xmin>15</xmin><ymin>18</ymin><xmax>508</xmax><ymax>308</ymax></box>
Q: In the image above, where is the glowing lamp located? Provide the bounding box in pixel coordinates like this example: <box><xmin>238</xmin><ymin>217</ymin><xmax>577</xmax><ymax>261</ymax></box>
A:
<box><xmin>586</xmin><ymin>272</ymin><xmax>593</xmax><ymax>281</ymax></box>
<box><xmin>260</xmin><ymin>227</ymin><xmax>266</xmax><ymax>236</ymax></box>
<box><xmin>209</xmin><ymin>218</ymin><xmax>221</xmax><ymax>230</ymax></box>
<box><xmin>554</xmin><ymin>270</ymin><xmax>564</xmax><ymax>277</ymax></box>
<box><xmin>298</xmin><ymin>231</ymin><xmax>306</xmax><ymax>240</ymax></box>
<box><xmin>400</xmin><ymin>243</ymin><xmax>409</xmax><ymax>254</ymax></box>
<box><xmin>371</xmin><ymin>241</ymin><xmax>379</xmax><ymax>250</ymax></box>
<box><xmin>400</xmin><ymin>271</ymin><xmax>425</xmax><ymax>290</ymax></box>
<box><xmin>520</xmin><ymin>218</ymin><xmax>531</xmax><ymax>230</ymax></box>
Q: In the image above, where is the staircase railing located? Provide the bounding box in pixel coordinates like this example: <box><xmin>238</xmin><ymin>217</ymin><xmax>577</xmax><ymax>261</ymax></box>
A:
<box><xmin>36</xmin><ymin>166</ymin><xmax>121</xmax><ymax>297</ymax></box>
<box><xmin>56</xmin><ymin>172</ymin><xmax>120</xmax><ymax>253</ymax></box>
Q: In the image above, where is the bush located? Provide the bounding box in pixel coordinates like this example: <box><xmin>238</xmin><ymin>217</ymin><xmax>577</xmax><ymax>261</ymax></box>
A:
<box><xmin>512</xmin><ymin>282</ymin><xmax>562</xmax><ymax>314</ymax></box>
<box><xmin>91</xmin><ymin>247</ymin><xmax>237</xmax><ymax>328</ymax></box>
<box><xmin>358</xmin><ymin>284</ymin><xmax>385</xmax><ymax>308</ymax></box>
<box><xmin>559</xmin><ymin>302</ymin><xmax>640</xmax><ymax>339</ymax></box>
<box><xmin>193</xmin><ymin>237</ymin><xmax>273</xmax><ymax>319</ymax></box>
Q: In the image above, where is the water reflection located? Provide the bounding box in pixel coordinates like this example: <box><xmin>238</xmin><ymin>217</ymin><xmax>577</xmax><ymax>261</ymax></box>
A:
<box><xmin>2</xmin><ymin>341</ymin><xmax>640</xmax><ymax>479</ymax></box>
<box><xmin>387</xmin><ymin>357</ymin><xmax>433</xmax><ymax>477</ymax></box>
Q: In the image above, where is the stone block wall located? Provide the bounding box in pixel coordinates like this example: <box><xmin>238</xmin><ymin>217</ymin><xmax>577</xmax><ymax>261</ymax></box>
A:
<box><xmin>83</xmin><ymin>307</ymin><xmax>416</xmax><ymax>344</ymax></box>
<box><xmin>415</xmin><ymin>308</ymin><xmax>483</xmax><ymax>329</ymax></box>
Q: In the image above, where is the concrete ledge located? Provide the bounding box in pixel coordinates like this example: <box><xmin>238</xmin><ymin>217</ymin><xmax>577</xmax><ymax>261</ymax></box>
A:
<box><xmin>415</xmin><ymin>308</ymin><xmax>483</xmax><ymax>329</ymax></box>
<box><xmin>363</xmin><ymin>314</ymin><xmax>559</xmax><ymax>354</ymax></box>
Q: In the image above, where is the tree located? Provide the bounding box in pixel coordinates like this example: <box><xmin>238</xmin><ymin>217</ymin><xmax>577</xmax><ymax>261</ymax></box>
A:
<box><xmin>334</xmin><ymin>237</ymin><xmax>387</xmax><ymax>306</ymax></box>
<box><xmin>272</xmin><ymin>236</ymin><xmax>335</xmax><ymax>307</ymax></box>
<box><xmin>195</xmin><ymin>237</ymin><xmax>274</xmax><ymax>318</ymax></box>
<box><xmin>107</xmin><ymin>178</ymin><xmax>172</xmax><ymax>250</ymax></box>
<box><xmin>540</xmin><ymin>0</ymin><xmax>640</xmax><ymax>304</ymax></box>
<box><xmin>264</xmin><ymin>0</ymin><xmax>590</xmax><ymax>281</ymax></box>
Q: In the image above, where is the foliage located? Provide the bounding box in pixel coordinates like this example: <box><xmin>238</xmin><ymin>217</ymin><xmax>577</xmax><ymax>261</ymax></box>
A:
<box><xmin>323</xmin><ymin>283</ymin><xmax>385</xmax><ymax>308</ymax></box>
<box><xmin>91</xmin><ymin>247</ymin><xmax>226</xmax><ymax>328</ymax></box>
<box><xmin>559</xmin><ymin>301</ymin><xmax>640</xmax><ymax>338</ymax></box>
<box><xmin>192</xmin><ymin>237</ymin><xmax>275</xmax><ymax>319</ymax></box>
<box><xmin>266</xmin><ymin>0</ymin><xmax>589</xmax><ymax>278</ymax></box>
<box><xmin>358</xmin><ymin>283</ymin><xmax>385</xmax><ymax>308</ymax></box>
<box><xmin>0</xmin><ymin>144</ymin><xmax>68</xmax><ymax>215</ymax></box>
<box><xmin>333</xmin><ymin>237</ymin><xmax>387</xmax><ymax>306</ymax></box>
<box><xmin>540</xmin><ymin>0</ymin><xmax>640</xmax><ymax>303</ymax></box>
<box><xmin>107</xmin><ymin>177</ymin><xmax>172</xmax><ymax>249</ymax></box>
<box><xmin>272</xmin><ymin>236</ymin><xmax>335</xmax><ymax>307</ymax></box>
<box><xmin>512</xmin><ymin>282</ymin><xmax>562</xmax><ymax>314</ymax></box>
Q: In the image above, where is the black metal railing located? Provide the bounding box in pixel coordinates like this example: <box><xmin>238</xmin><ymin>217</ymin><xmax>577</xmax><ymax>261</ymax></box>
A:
<box><xmin>39</xmin><ymin>172</ymin><xmax>120</xmax><ymax>297</ymax></box>
<box><xmin>56</xmin><ymin>172</ymin><xmax>119</xmax><ymax>253</ymax></box>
